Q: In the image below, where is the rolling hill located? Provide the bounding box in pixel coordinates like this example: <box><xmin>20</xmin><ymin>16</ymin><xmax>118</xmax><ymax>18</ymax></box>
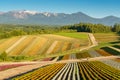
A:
<box><xmin>0</xmin><ymin>33</ymin><xmax>89</xmax><ymax>56</ymax></box>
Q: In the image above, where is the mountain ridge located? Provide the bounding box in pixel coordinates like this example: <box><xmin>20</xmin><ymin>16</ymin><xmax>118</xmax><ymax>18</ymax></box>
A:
<box><xmin>0</xmin><ymin>10</ymin><xmax>120</xmax><ymax>25</ymax></box>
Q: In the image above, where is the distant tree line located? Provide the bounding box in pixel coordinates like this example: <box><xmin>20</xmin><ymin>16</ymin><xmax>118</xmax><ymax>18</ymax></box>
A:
<box><xmin>112</xmin><ymin>23</ymin><xmax>120</xmax><ymax>33</ymax></box>
<box><xmin>0</xmin><ymin>24</ymin><xmax>63</xmax><ymax>39</ymax></box>
<box><xmin>61</xmin><ymin>23</ymin><xmax>120</xmax><ymax>33</ymax></box>
<box><xmin>0</xmin><ymin>23</ymin><xmax>120</xmax><ymax>39</ymax></box>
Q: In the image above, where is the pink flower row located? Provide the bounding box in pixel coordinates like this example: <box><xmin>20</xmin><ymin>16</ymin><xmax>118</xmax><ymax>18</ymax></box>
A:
<box><xmin>0</xmin><ymin>64</ymin><xmax>30</xmax><ymax>71</ymax></box>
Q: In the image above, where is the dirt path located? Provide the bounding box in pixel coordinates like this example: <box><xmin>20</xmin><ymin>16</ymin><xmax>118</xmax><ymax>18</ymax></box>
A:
<box><xmin>56</xmin><ymin>56</ymin><xmax>120</xmax><ymax>63</ymax></box>
<box><xmin>80</xmin><ymin>33</ymin><xmax>98</xmax><ymax>51</ymax></box>
<box><xmin>88</xmin><ymin>33</ymin><xmax>98</xmax><ymax>46</ymax></box>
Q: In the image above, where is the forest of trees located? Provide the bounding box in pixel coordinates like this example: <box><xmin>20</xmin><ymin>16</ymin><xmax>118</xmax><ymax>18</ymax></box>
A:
<box><xmin>61</xmin><ymin>23</ymin><xmax>120</xmax><ymax>33</ymax></box>
<box><xmin>0</xmin><ymin>23</ymin><xmax>120</xmax><ymax>39</ymax></box>
<box><xmin>0</xmin><ymin>24</ymin><xmax>62</xmax><ymax>39</ymax></box>
<box><xmin>112</xmin><ymin>23</ymin><xmax>120</xmax><ymax>33</ymax></box>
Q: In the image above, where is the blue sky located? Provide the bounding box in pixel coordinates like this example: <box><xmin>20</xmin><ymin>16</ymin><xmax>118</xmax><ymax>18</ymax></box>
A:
<box><xmin>0</xmin><ymin>0</ymin><xmax>120</xmax><ymax>18</ymax></box>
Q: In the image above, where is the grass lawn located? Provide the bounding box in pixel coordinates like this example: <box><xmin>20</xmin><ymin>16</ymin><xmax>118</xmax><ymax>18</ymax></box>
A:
<box><xmin>55</xmin><ymin>32</ymin><xmax>88</xmax><ymax>40</ymax></box>
<box><xmin>94</xmin><ymin>32</ymin><xmax>117</xmax><ymax>36</ymax></box>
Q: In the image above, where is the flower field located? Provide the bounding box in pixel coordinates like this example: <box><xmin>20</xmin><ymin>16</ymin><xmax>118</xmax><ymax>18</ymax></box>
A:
<box><xmin>10</xmin><ymin>61</ymin><xmax>120</xmax><ymax>80</ymax></box>
<box><xmin>61</xmin><ymin>54</ymin><xmax>70</xmax><ymax>60</ymax></box>
<box><xmin>0</xmin><ymin>33</ymin><xmax>120</xmax><ymax>80</ymax></box>
<box><xmin>11</xmin><ymin>63</ymin><xmax>66</xmax><ymax>80</ymax></box>
<box><xmin>99</xmin><ymin>59</ymin><xmax>120</xmax><ymax>70</ymax></box>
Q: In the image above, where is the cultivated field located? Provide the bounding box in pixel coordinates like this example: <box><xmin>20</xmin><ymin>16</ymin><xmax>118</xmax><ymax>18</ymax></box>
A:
<box><xmin>0</xmin><ymin>33</ymin><xmax>89</xmax><ymax>57</ymax></box>
<box><xmin>94</xmin><ymin>33</ymin><xmax>120</xmax><ymax>43</ymax></box>
<box><xmin>0</xmin><ymin>32</ymin><xmax>120</xmax><ymax>80</ymax></box>
<box><xmin>11</xmin><ymin>61</ymin><xmax>120</xmax><ymax>80</ymax></box>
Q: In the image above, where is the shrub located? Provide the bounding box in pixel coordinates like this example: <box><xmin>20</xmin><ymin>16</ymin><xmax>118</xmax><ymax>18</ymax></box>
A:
<box><xmin>0</xmin><ymin>51</ymin><xmax>8</xmax><ymax>61</ymax></box>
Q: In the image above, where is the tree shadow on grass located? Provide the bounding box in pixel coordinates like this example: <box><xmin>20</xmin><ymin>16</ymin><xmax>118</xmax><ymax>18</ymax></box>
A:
<box><xmin>117</xmin><ymin>32</ymin><xmax>120</xmax><ymax>40</ymax></box>
<box><xmin>109</xmin><ymin>41</ymin><xmax>120</xmax><ymax>44</ymax></box>
<box><xmin>112</xmin><ymin>45</ymin><xmax>120</xmax><ymax>49</ymax></box>
<box><xmin>117</xmin><ymin>32</ymin><xmax>120</xmax><ymax>35</ymax></box>
<box><xmin>100</xmin><ymin>47</ymin><xmax>120</xmax><ymax>55</ymax></box>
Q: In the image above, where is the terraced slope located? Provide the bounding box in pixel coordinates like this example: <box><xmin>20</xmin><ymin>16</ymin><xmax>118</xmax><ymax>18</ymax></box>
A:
<box><xmin>8</xmin><ymin>36</ymin><xmax>35</xmax><ymax>56</ymax></box>
<box><xmin>0</xmin><ymin>34</ymin><xmax>84</xmax><ymax>56</ymax></box>
<box><xmin>20</xmin><ymin>37</ymin><xmax>48</xmax><ymax>55</ymax></box>
<box><xmin>0</xmin><ymin>37</ymin><xmax>22</xmax><ymax>54</ymax></box>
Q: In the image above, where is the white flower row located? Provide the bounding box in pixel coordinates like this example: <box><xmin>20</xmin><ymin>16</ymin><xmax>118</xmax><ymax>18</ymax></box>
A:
<box><xmin>99</xmin><ymin>59</ymin><xmax>120</xmax><ymax>70</ymax></box>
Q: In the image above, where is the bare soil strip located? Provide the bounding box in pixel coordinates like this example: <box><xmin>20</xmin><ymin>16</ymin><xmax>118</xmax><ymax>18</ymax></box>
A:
<box><xmin>8</xmin><ymin>36</ymin><xmax>35</xmax><ymax>56</ymax></box>
<box><xmin>21</xmin><ymin>37</ymin><xmax>47</xmax><ymax>55</ymax></box>
<box><xmin>46</xmin><ymin>41</ymin><xmax>58</xmax><ymax>54</ymax></box>
<box><xmin>5</xmin><ymin>36</ymin><xmax>27</xmax><ymax>53</ymax></box>
<box><xmin>20</xmin><ymin>37</ymin><xmax>38</xmax><ymax>55</ymax></box>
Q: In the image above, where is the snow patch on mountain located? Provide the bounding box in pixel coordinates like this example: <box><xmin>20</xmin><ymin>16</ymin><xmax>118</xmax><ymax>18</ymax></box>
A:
<box><xmin>10</xmin><ymin>10</ymin><xmax>38</xmax><ymax>19</ymax></box>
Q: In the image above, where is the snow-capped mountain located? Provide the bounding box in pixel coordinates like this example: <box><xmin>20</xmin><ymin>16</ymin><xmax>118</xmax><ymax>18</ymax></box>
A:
<box><xmin>0</xmin><ymin>10</ymin><xmax>120</xmax><ymax>25</ymax></box>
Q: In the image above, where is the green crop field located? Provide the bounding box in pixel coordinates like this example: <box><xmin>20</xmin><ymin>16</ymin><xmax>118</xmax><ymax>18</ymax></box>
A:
<box><xmin>93</xmin><ymin>33</ymin><xmax>120</xmax><ymax>49</ymax></box>
<box><xmin>55</xmin><ymin>32</ymin><xmax>88</xmax><ymax>39</ymax></box>
<box><xmin>94</xmin><ymin>33</ymin><xmax>120</xmax><ymax>43</ymax></box>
